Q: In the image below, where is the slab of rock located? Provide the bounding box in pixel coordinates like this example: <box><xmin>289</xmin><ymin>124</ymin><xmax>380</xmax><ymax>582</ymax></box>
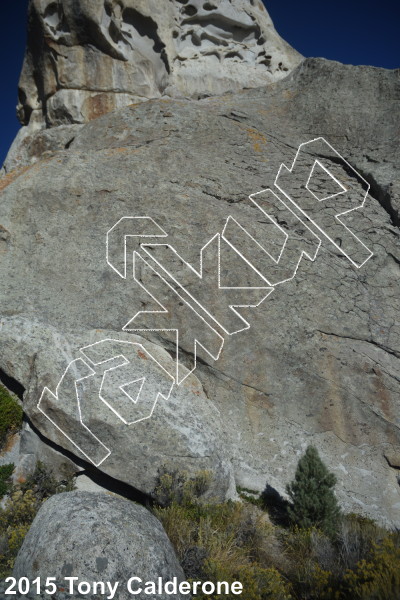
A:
<box><xmin>0</xmin><ymin>318</ymin><xmax>234</xmax><ymax>501</ymax></box>
<box><xmin>13</xmin><ymin>491</ymin><xmax>187</xmax><ymax>599</ymax></box>
<box><xmin>1</xmin><ymin>58</ymin><xmax>399</xmax><ymax>526</ymax></box>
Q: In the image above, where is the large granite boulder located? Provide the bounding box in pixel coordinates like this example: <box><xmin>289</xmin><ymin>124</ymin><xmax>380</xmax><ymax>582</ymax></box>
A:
<box><xmin>1</xmin><ymin>56</ymin><xmax>399</xmax><ymax>526</ymax></box>
<box><xmin>13</xmin><ymin>491</ymin><xmax>187</xmax><ymax>599</ymax></box>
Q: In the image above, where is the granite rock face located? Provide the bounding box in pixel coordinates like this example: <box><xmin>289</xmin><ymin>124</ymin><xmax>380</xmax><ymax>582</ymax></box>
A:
<box><xmin>1</xmin><ymin>57</ymin><xmax>399</xmax><ymax>526</ymax></box>
<box><xmin>13</xmin><ymin>491</ymin><xmax>187</xmax><ymax>599</ymax></box>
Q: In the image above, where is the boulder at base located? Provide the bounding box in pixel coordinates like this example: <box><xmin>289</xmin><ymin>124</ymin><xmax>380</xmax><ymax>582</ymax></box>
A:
<box><xmin>13</xmin><ymin>491</ymin><xmax>187</xmax><ymax>600</ymax></box>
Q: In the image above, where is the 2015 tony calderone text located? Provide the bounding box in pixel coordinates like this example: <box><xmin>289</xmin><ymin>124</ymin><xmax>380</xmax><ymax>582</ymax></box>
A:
<box><xmin>4</xmin><ymin>576</ymin><xmax>243</xmax><ymax>597</ymax></box>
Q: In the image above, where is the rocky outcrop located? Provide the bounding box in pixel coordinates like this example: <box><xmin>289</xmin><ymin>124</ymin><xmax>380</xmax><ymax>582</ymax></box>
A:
<box><xmin>1</xmin><ymin>36</ymin><xmax>399</xmax><ymax>527</ymax></box>
<box><xmin>13</xmin><ymin>491</ymin><xmax>187</xmax><ymax>599</ymax></box>
<box><xmin>2</xmin><ymin>0</ymin><xmax>301</xmax><ymax>174</ymax></box>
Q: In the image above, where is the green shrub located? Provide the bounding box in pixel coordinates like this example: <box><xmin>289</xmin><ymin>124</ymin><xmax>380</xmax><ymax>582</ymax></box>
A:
<box><xmin>286</xmin><ymin>446</ymin><xmax>341</xmax><ymax>536</ymax></box>
<box><xmin>0</xmin><ymin>489</ymin><xmax>39</xmax><ymax>577</ymax></box>
<box><xmin>280</xmin><ymin>521</ymin><xmax>400</xmax><ymax>600</ymax></box>
<box><xmin>205</xmin><ymin>561</ymin><xmax>293</xmax><ymax>600</ymax></box>
<box><xmin>235</xmin><ymin>565</ymin><xmax>292</xmax><ymax>600</ymax></box>
<box><xmin>336</xmin><ymin>513</ymin><xmax>387</xmax><ymax>572</ymax></box>
<box><xmin>0</xmin><ymin>464</ymin><xmax>14</xmax><ymax>499</ymax></box>
<box><xmin>0</xmin><ymin>462</ymin><xmax>76</xmax><ymax>577</ymax></box>
<box><xmin>282</xmin><ymin>526</ymin><xmax>338</xmax><ymax>599</ymax></box>
<box><xmin>237</xmin><ymin>486</ymin><xmax>264</xmax><ymax>508</ymax></box>
<box><xmin>154</xmin><ymin>470</ymin><xmax>289</xmax><ymax>599</ymax></box>
<box><xmin>154</xmin><ymin>467</ymin><xmax>212</xmax><ymax>507</ymax></box>
<box><xmin>340</xmin><ymin>536</ymin><xmax>400</xmax><ymax>600</ymax></box>
<box><xmin>0</xmin><ymin>386</ymin><xmax>23</xmax><ymax>446</ymax></box>
<box><xmin>156</xmin><ymin>498</ymin><xmax>290</xmax><ymax>599</ymax></box>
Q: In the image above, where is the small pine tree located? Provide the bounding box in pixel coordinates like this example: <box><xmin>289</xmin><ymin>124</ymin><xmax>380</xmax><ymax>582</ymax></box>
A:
<box><xmin>286</xmin><ymin>445</ymin><xmax>340</xmax><ymax>535</ymax></box>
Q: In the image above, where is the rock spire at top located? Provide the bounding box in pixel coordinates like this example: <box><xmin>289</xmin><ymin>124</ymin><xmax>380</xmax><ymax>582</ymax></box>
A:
<box><xmin>18</xmin><ymin>0</ymin><xmax>302</xmax><ymax>128</ymax></box>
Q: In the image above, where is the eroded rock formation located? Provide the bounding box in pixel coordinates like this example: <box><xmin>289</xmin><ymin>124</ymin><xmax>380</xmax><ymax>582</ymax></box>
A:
<box><xmin>17</xmin><ymin>0</ymin><xmax>301</xmax><ymax>128</ymax></box>
<box><xmin>3</xmin><ymin>1</ymin><xmax>301</xmax><ymax>174</ymax></box>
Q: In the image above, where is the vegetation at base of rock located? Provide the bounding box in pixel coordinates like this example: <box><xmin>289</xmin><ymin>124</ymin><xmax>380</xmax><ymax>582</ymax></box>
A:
<box><xmin>237</xmin><ymin>486</ymin><xmax>265</xmax><ymax>508</ymax></box>
<box><xmin>154</xmin><ymin>470</ymin><xmax>400</xmax><ymax>600</ymax></box>
<box><xmin>0</xmin><ymin>489</ymin><xmax>38</xmax><ymax>577</ymax></box>
<box><xmin>0</xmin><ymin>465</ymin><xmax>15</xmax><ymax>499</ymax></box>
<box><xmin>0</xmin><ymin>385</ymin><xmax>23</xmax><ymax>446</ymax></box>
<box><xmin>286</xmin><ymin>446</ymin><xmax>341</xmax><ymax>536</ymax></box>
<box><xmin>154</xmin><ymin>467</ymin><xmax>212</xmax><ymax>507</ymax></box>
<box><xmin>0</xmin><ymin>462</ymin><xmax>76</xmax><ymax>577</ymax></box>
<box><xmin>20</xmin><ymin>461</ymin><xmax>75</xmax><ymax>500</ymax></box>
<box><xmin>340</xmin><ymin>536</ymin><xmax>400</xmax><ymax>599</ymax></box>
<box><xmin>154</xmin><ymin>471</ymin><xmax>292</xmax><ymax>600</ymax></box>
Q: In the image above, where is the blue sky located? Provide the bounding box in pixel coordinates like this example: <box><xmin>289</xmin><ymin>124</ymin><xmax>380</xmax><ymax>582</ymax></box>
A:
<box><xmin>1</xmin><ymin>0</ymin><xmax>399</xmax><ymax>167</ymax></box>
